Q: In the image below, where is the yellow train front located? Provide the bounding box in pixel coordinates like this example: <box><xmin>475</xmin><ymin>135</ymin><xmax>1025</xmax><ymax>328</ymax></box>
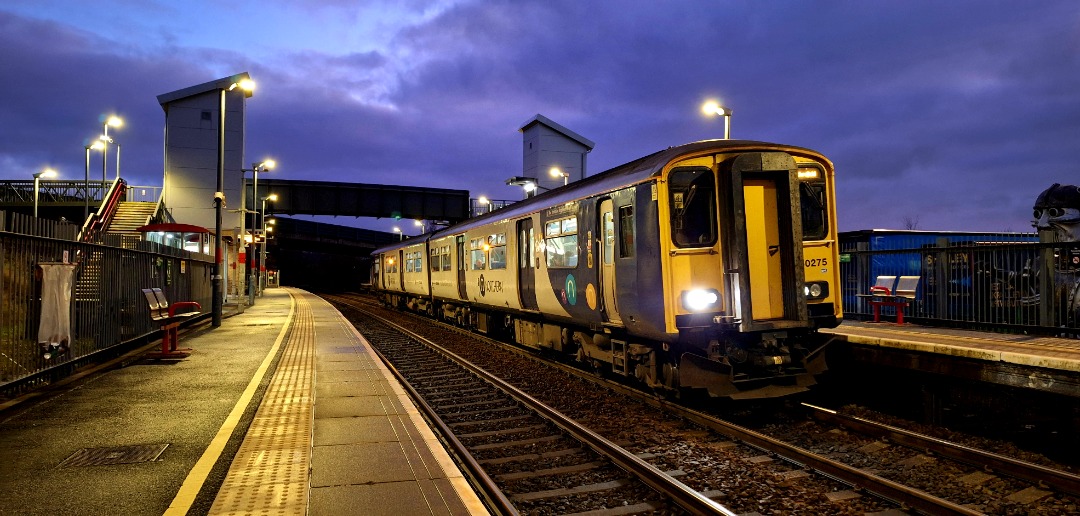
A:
<box><xmin>374</xmin><ymin>139</ymin><xmax>841</xmax><ymax>399</ymax></box>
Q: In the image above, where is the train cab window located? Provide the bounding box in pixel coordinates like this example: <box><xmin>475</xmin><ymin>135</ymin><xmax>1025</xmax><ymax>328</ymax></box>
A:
<box><xmin>668</xmin><ymin>166</ymin><xmax>718</xmax><ymax>247</ymax></box>
<box><xmin>618</xmin><ymin>205</ymin><xmax>634</xmax><ymax>257</ymax></box>
<box><xmin>798</xmin><ymin>165</ymin><xmax>828</xmax><ymax>240</ymax></box>
<box><xmin>545</xmin><ymin>217</ymin><xmax>579</xmax><ymax>268</ymax></box>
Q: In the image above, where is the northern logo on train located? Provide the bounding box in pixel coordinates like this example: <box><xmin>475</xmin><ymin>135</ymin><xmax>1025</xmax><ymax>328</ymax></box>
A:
<box><xmin>478</xmin><ymin>274</ymin><xmax>486</xmax><ymax>296</ymax></box>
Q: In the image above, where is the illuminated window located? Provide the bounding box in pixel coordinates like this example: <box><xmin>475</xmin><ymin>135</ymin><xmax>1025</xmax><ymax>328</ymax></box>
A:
<box><xmin>544</xmin><ymin>217</ymin><xmax>578</xmax><ymax>268</ymax></box>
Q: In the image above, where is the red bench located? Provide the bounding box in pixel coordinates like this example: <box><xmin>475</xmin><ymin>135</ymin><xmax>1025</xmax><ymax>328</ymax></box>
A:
<box><xmin>142</xmin><ymin>288</ymin><xmax>201</xmax><ymax>358</ymax></box>
<box><xmin>859</xmin><ymin>276</ymin><xmax>920</xmax><ymax>325</ymax></box>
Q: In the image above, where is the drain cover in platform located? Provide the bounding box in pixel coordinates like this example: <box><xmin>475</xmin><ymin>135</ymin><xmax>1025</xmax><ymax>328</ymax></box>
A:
<box><xmin>59</xmin><ymin>444</ymin><xmax>169</xmax><ymax>467</ymax></box>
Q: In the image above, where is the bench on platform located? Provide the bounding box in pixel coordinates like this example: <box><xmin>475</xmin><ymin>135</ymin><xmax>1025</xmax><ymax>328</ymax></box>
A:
<box><xmin>857</xmin><ymin>275</ymin><xmax>920</xmax><ymax>325</ymax></box>
<box><xmin>142</xmin><ymin>288</ymin><xmax>201</xmax><ymax>358</ymax></box>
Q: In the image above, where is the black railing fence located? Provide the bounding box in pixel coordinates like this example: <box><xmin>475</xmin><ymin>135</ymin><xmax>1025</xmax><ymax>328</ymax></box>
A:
<box><xmin>840</xmin><ymin>233</ymin><xmax>1080</xmax><ymax>334</ymax></box>
<box><xmin>1</xmin><ymin>211</ymin><xmax>212</xmax><ymax>394</ymax></box>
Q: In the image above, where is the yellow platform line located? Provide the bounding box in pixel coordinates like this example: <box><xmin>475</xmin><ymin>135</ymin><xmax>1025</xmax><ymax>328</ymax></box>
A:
<box><xmin>163</xmin><ymin>291</ymin><xmax>298</xmax><ymax>516</ymax></box>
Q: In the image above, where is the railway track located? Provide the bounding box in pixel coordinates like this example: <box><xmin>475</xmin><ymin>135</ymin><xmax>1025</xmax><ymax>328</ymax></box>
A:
<box><xmin>330</xmin><ymin>295</ymin><xmax>733</xmax><ymax>515</ymax></box>
<box><xmin>326</xmin><ymin>293</ymin><xmax>1079</xmax><ymax>514</ymax></box>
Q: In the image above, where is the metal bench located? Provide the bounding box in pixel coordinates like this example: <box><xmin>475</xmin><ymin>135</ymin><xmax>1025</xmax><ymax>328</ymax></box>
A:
<box><xmin>858</xmin><ymin>275</ymin><xmax>920</xmax><ymax>324</ymax></box>
<box><xmin>142</xmin><ymin>288</ymin><xmax>201</xmax><ymax>358</ymax></box>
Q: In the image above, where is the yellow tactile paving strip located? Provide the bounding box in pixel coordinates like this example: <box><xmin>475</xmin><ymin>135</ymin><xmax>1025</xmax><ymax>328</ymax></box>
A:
<box><xmin>209</xmin><ymin>294</ymin><xmax>314</xmax><ymax>516</ymax></box>
<box><xmin>825</xmin><ymin>322</ymin><xmax>1080</xmax><ymax>372</ymax></box>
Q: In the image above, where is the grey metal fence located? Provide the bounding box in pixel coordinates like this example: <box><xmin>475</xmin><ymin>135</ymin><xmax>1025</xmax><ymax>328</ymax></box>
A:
<box><xmin>840</xmin><ymin>233</ymin><xmax>1080</xmax><ymax>333</ymax></box>
<box><xmin>1</xmin><ymin>212</ymin><xmax>212</xmax><ymax>393</ymax></box>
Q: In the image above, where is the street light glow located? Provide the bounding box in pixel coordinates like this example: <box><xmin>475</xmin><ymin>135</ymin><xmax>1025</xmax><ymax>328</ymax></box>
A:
<box><xmin>106</xmin><ymin>115</ymin><xmax>123</xmax><ymax>128</ymax></box>
<box><xmin>701</xmin><ymin>99</ymin><xmax>732</xmax><ymax>139</ymax></box>
<box><xmin>236</xmin><ymin>78</ymin><xmax>256</xmax><ymax>92</ymax></box>
<box><xmin>36</xmin><ymin>168</ymin><xmax>58</xmax><ymax>179</ymax></box>
<box><xmin>266</xmin><ymin>194</ymin><xmax>278</xmax><ymax>202</ymax></box>
<box><xmin>90</xmin><ymin>140</ymin><xmax>105</xmax><ymax>150</ymax></box>
<box><xmin>260</xmin><ymin>159</ymin><xmax>276</xmax><ymax>170</ymax></box>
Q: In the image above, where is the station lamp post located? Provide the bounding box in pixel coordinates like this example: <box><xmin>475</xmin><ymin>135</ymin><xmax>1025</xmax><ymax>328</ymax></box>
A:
<box><xmin>100</xmin><ymin>116</ymin><xmax>122</xmax><ymax>183</ymax></box>
<box><xmin>211</xmin><ymin>77</ymin><xmax>255</xmax><ymax>327</ymax></box>
<box><xmin>393</xmin><ymin>226</ymin><xmax>403</xmax><ymax>240</ymax></box>
<box><xmin>506</xmin><ymin>176</ymin><xmax>542</xmax><ymax>198</ymax></box>
<box><xmin>550</xmin><ymin>166</ymin><xmax>569</xmax><ymax>186</ymax></box>
<box><xmin>241</xmin><ymin>159</ymin><xmax>275</xmax><ymax>304</ymax></box>
<box><xmin>259</xmin><ymin>194</ymin><xmax>277</xmax><ymax>294</ymax></box>
<box><xmin>84</xmin><ymin>141</ymin><xmax>105</xmax><ymax>220</ymax></box>
<box><xmin>477</xmin><ymin>196</ymin><xmax>490</xmax><ymax>215</ymax></box>
<box><xmin>33</xmin><ymin>168</ymin><xmax>58</xmax><ymax>218</ymax></box>
<box><xmin>414</xmin><ymin>219</ymin><xmax>427</xmax><ymax>234</ymax></box>
<box><xmin>701</xmin><ymin>100</ymin><xmax>732</xmax><ymax>139</ymax></box>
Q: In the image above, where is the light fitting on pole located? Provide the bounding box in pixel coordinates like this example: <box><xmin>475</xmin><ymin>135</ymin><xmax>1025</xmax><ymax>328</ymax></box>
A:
<box><xmin>549</xmin><ymin>166</ymin><xmax>568</xmax><ymax>186</ymax></box>
<box><xmin>701</xmin><ymin>100</ymin><xmax>732</xmax><ymax>139</ymax></box>
<box><xmin>33</xmin><ymin>168</ymin><xmax>58</xmax><ymax>218</ymax></box>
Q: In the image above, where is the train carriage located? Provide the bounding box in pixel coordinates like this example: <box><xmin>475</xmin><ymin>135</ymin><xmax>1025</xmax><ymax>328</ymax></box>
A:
<box><xmin>374</xmin><ymin>139</ymin><xmax>841</xmax><ymax>399</ymax></box>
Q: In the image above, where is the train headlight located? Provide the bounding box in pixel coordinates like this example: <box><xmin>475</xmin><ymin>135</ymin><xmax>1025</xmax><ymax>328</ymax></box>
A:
<box><xmin>682</xmin><ymin>289</ymin><xmax>720</xmax><ymax>312</ymax></box>
<box><xmin>803</xmin><ymin>282</ymin><xmax>829</xmax><ymax>300</ymax></box>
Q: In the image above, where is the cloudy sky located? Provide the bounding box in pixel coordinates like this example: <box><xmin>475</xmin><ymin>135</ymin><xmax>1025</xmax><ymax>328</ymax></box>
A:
<box><xmin>2</xmin><ymin>0</ymin><xmax>1077</xmax><ymax>234</ymax></box>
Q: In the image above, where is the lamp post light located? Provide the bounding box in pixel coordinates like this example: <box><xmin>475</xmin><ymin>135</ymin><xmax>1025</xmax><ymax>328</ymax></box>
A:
<box><xmin>100</xmin><ymin>116</ymin><xmax>122</xmax><ymax>183</ymax></box>
<box><xmin>33</xmin><ymin>168</ymin><xmax>58</xmax><ymax>218</ymax></box>
<box><xmin>550</xmin><ymin>166</ymin><xmax>568</xmax><ymax>186</ymax></box>
<box><xmin>259</xmin><ymin>194</ymin><xmax>277</xmax><ymax>294</ymax></box>
<box><xmin>84</xmin><ymin>141</ymin><xmax>105</xmax><ymax>220</ymax></box>
<box><xmin>393</xmin><ymin>226</ymin><xmax>403</xmax><ymax>240</ymax></box>
<box><xmin>701</xmin><ymin>100</ymin><xmax>732</xmax><ymax>139</ymax></box>
<box><xmin>477</xmin><ymin>196</ymin><xmax>491</xmax><ymax>215</ymax></box>
<box><xmin>241</xmin><ymin>159</ymin><xmax>275</xmax><ymax>304</ymax></box>
<box><xmin>414</xmin><ymin>219</ymin><xmax>426</xmax><ymax>234</ymax></box>
<box><xmin>211</xmin><ymin>78</ymin><xmax>256</xmax><ymax>327</ymax></box>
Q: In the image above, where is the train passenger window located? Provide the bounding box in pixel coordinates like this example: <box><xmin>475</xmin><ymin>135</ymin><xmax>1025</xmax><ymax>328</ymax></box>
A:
<box><xmin>545</xmin><ymin>216</ymin><xmax>579</xmax><ymax>268</ymax></box>
<box><xmin>405</xmin><ymin>252</ymin><xmax>414</xmax><ymax>273</ymax></box>
<box><xmin>490</xmin><ymin>246</ymin><xmax>507</xmax><ymax>269</ymax></box>
<box><xmin>430</xmin><ymin>249</ymin><xmax>439</xmax><ymax>272</ymax></box>
<box><xmin>487</xmin><ymin>233</ymin><xmax>507</xmax><ymax>269</ymax></box>
<box><xmin>618</xmin><ymin>205</ymin><xmax>634</xmax><ymax>258</ymax></box>
<box><xmin>800</xmin><ymin>177</ymin><xmax>828</xmax><ymax>240</ymax></box>
<box><xmin>442</xmin><ymin>246</ymin><xmax>452</xmax><ymax>271</ymax></box>
<box><xmin>668</xmin><ymin>166</ymin><xmax>718</xmax><ymax>247</ymax></box>
<box><xmin>471</xmin><ymin>248</ymin><xmax>486</xmax><ymax>270</ymax></box>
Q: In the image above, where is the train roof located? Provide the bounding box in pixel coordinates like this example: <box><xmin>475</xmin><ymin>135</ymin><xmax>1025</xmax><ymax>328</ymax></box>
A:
<box><xmin>374</xmin><ymin>139</ymin><xmax>829</xmax><ymax>254</ymax></box>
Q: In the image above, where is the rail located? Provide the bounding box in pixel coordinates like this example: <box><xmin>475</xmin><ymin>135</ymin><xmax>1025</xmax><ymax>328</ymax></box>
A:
<box><xmin>805</xmin><ymin>403</ymin><xmax>1080</xmax><ymax>499</ymax></box>
<box><xmin>337</xmin><ymin>298</ymin><xmax>735</xmax><ymax>515</ymax></box>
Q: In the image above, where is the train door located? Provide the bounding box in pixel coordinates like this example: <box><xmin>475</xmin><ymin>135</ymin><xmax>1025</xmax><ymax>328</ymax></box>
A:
<box><xmin>398</xmin><ymin>250</ymin><xmax>405</xmax><ymax>291</ymax></box>
<box><xmin>722</xmin><ymin>152</ymin><xmax>807</xmax><ymax>330</ymax></box>
<box><xmin>517</xmin><ymin>219</ymin><xmax>539</xmax><ymax>310</ymax></box>
<box><xmin>456</xmin><ymin>235</ymin><xmax>467</xmax><ymax>299</ymax></box>
<box><xmin>598</xmin><ymin>199</ymin><xmax>622</xmax><ymax>324</ymax></box>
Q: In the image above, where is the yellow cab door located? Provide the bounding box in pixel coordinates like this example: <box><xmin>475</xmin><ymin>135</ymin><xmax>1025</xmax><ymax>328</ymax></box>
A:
<box><xmin>721</xmin><ymin>152</ymin><xmax>807</xmax><ymax>331</ymax></box>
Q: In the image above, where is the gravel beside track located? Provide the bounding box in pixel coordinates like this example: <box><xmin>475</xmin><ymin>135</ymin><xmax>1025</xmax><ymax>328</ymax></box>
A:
<box><xmin>327</xmin><ymin>293</ymin><xmax>1079</xmax><ymax>515</ymax></box>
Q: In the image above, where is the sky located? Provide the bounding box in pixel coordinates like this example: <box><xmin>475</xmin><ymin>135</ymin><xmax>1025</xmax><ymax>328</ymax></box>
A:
<box><xmin>1</xmin><ymin>0</ymin><xmax>1078</xmax><ymax>234</ymax></box>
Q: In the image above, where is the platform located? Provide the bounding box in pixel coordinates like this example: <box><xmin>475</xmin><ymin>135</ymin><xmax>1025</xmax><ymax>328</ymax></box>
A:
<box><xmin>0</xmin><ymin>287</ymin><xmax>489</xmax><ymax>516</ymax></box>
<box><xmin>824</xmin><ymin>321</ymin><xmax>1080</xmax><ymax>398</ymax></box>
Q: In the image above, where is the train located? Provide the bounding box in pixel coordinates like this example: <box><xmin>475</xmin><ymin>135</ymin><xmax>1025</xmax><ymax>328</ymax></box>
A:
<box><xmin>371</xmin><ymin>139</ymin><xmax>841</xmax><ymax>399</ymax></box>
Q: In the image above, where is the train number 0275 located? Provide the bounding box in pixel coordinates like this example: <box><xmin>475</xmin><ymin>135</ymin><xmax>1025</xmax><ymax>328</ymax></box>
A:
<box><xmin>805</xmin><ymin>258</ymin><xmax>828</xmax><ymax>267</ymax></box>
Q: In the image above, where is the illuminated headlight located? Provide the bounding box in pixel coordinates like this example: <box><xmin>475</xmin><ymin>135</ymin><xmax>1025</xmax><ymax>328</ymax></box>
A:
<box><xmin>682</xmin><ymin>289</ymin><xmax>720</xmax><ymax>312</ymax></box>
<box><xmin>803</xmin><ymin>282</ymin><xmax>828</xmax><ymax>300</ymax></box>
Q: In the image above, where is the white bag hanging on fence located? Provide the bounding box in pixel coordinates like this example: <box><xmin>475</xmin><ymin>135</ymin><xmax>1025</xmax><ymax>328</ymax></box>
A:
<box><xmin>38</xmin><ymin>262</ymin><xmax>76</xmax><ymax>360</ymax></box>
